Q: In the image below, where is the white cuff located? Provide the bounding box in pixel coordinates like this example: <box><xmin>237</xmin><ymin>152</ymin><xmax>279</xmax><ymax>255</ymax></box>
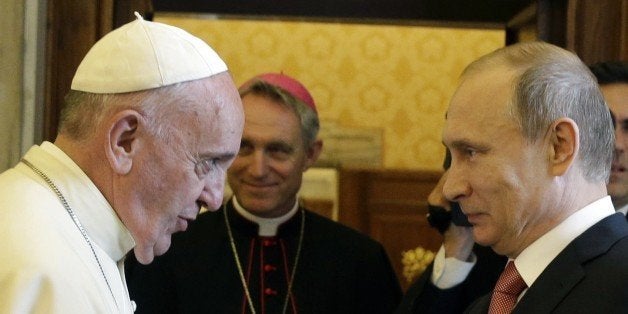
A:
<box><xmin>430</xmin><ymin>245</ymin><xmax>476</xmax><ymax>289</ymax></box>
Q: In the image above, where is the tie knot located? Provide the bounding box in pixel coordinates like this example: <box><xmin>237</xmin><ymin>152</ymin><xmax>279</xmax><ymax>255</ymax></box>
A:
<box><xmin>488</xmin><ymin>261</ymin><xmax>528</xmax><ymax>314</ymax></box>
<box><xmin>494</xmin><ymin>261</ymin><xmax>527</xmax><ymax>295</ymax></box>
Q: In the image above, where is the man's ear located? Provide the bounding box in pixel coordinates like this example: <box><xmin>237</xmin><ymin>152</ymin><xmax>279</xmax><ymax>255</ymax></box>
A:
<box><xmin>303</xmin><ymin>139</ymin><xmax>323</xmax><ymax>171</ymax></box>
<box><xmin>105</xmin><ymin>110</ymin><xmax>142</xmax><ymax>175</ymax></box>
<box><xmin>548</xmin><ymin>118</ymin><xmax>579</xmax><ymax>176</ymax></box>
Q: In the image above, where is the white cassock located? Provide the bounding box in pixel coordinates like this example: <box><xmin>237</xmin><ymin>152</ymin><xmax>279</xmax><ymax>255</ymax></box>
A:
<box><xmin>0</xmin><ymin>142</ymin><xmax>136</xmax><ymax>313</ymax></box>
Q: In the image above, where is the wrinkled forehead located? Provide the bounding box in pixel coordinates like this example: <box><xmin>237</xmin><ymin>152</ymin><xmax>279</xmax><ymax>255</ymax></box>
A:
<box><xmin>176</xmin><ymin>75</ymin><xmax>243</xmax><ymax>137</ymax></box>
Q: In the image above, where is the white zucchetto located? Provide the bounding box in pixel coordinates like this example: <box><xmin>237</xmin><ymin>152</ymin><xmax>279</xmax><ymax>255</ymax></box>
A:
<box><xmin>71</xmin><ymin>12</ymin><xmax>227</xmax><ymax>94</ymax></box>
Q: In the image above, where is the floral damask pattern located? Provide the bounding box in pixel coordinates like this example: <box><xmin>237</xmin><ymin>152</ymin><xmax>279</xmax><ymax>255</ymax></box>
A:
<box><xmin>156</xmin><ymin>14</ymin><xmax>504</xmax><ymax>170</ymax></box>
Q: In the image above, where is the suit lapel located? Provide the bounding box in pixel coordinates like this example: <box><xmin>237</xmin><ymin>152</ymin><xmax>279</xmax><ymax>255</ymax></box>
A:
<box><xmin>512</xmin><ymin>248</ymin><xmax>584</xmax><ymax>313</ymax></box>
<box><xmin>463</xmin><ymin>214</ymin><xmax>626</xmax><ymax>313</ymax></box>
<box><xmin>513</xmin><ymin>213</ymin><xmax>628</xmax><ymax>313</ymax></box>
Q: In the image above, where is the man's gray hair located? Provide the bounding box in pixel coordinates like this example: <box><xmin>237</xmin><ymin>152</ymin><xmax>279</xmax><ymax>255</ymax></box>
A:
<box><xmin>462</xmin><ymin>41</ymin><xmax>614</xmax><ymax>182</ymax></box>
<box><xmin>59</xmin><ymin>81</ymin><xmax>204</xmax><ymax>146</ymax></box>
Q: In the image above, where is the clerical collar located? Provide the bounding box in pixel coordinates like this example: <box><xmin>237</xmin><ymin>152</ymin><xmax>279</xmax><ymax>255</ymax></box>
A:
<box><xmin>232</xmin><ymin>196</ymin><xmax>299</xmax><ymax>236</ymax></box>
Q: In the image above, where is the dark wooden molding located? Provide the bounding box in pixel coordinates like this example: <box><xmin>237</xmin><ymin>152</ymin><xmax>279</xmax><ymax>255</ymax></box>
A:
<box><xmin>506</xmin><ymin>1</ymin><xmax>537</xmax><ymax>45</ymax></box>
<box><xmin>153</xmin><ymin>0</ymin><xmax>532</xmax><ymax>27</ymax></box>
<box><xmin>337</xmin><ymin>167</ymin><xmax>443</xmax><ymax>290</ymax></box>
<box><xmin>506</xmin><ymin>0</ymin><xmax>627</xmax><ymax>64</ymax></box>
<box><xmin>566</xmin><ymin>0</ymin><xmax>628</xmax><ymax>64</ymax></box>
<box><xmin>44</xmin><ymin>0</ymin><xmax>113</xmax><ymax>141</ymax></box>
<box><xmin>338</xmin><ymin>167</ymin><xmax>441</xmax><ymax>234</ymax></box>
<box><xmin>114</xmin><ymin>0</ymin><xmax>154</xmax><ymax>26</ymax></box>
<box><xmin>44</xmin><ymin>0</ymin><xmax>154</xmax><ymax>142</ymax></box>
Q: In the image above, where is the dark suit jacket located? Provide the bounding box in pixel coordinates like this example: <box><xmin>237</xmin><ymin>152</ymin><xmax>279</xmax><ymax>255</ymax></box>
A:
<box><xmin>125</xmin><ymin>201</ymin><xmax>402</xmax><ymax>314</ymax></box>
<box><xmin>465</xmin><ymin>213</ymin><xmax>628</xmax><ymax>313</ymax></box>
<box><xmin>395</xmin><ymin>244</ymin><xmax>506</xmax><ymax>314</ymax></box>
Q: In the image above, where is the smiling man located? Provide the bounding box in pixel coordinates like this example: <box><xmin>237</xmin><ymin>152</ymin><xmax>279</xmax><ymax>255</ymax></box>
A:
<box><xmin>126</xmin><ymin>73</ymin><xmax>402</xmax><ymax>314</ymax></box>
<box><xmin>442</xmin><ymin>42</ymin><xmax>628</xmax><ymax>313</ymax></box>
<box><xmin>0</xmin><ymin>14</ymin><xmax>244</xmax><ymax>313</ymax></box>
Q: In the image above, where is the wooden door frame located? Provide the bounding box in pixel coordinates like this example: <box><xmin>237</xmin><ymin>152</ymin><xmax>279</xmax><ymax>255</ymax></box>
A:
<box><xmin>43</xmin><ymin>0</ymin><xmax>152</xmax><ymax>141</ymax></box>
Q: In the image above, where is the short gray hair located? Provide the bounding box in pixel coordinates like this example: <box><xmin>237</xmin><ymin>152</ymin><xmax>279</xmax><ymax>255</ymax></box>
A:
<box><xmin>462</xmin><ymin>42</ymin><xmax>613</xmax><ymax>182</ymax></box>
<box><xmin>59</xmin><ymin>81</ymin><xmax>203</xmax><ymax>145</ymax></box>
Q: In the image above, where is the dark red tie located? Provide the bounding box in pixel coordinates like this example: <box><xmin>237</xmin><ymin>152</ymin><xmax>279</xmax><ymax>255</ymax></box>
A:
<box><xmin>488</xmin><ymin>261</ymin><xmax>527</xmax><ymax>314</ymax></box>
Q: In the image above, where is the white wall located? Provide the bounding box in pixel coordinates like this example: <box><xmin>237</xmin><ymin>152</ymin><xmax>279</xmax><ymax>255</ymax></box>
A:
<box><xmin>0</xmin><ymin>0</ymin><xmax>46</xmax><ymax>172</ymax></box>
<box><xmin>0</xmin><ymin>0</ymin><xmax>25</xmax><ymax>171</ymax></box>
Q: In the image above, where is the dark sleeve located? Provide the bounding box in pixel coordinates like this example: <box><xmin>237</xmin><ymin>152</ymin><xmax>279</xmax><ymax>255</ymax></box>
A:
<box><xmin>395</xmin><ymin>244</ymin><xmax>506</xmax><ymax>314</ymax></box>
<box><xmin>124</xmin><ymin>251</ymin><xmax>178</xmax><ymax>314</ymax></box>
<box><xmin>396</xmin><ymin>263</ymin><xmax>472</xmax><ymax>314</ymax></box>
<box><xmin>356</xmin><ymin>243</ymin><xmax>403</xmax><ymax>314</ymax></box>
<box><xmin>395</xmin><ymin>263</ymin><xmax>431</xmax><ymax>314</ymax></box>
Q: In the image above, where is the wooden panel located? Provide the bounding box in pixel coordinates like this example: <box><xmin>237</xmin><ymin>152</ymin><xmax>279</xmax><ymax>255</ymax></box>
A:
<box><xmin>44</xmin><ymin>0</ymin><xmax>112</xmax><ymax>141</ymax></box>
<box><xmin>566</xmin><ymin>0</ymin><xmax>628</xmax><ymax>64</ymax></box>
<box><xmin>368</xmin><ymin>202</ymin><xmax>442</xmax><ymax>291</ymax></box>
<box><xmin>44</xmin><ymin>0</ymin><xmax>153</xmax><ymax>142</ymax></box>
<box><xmin>337</xmin><ymin>167</ymin><xmax>442</xmax><ymax>291</ymax></box>
<box><xmin>338</xmin><ymin>168</ymin><xmax>441</xmax><ymax>233</ymax></box>
<box><xmin>507</xmin><ymin>0</ymin><xmax>627</xmax><ymax>64</ymax></box>
<box><xmin>337</xmin><ymin>168</ymin><xmax>369</xmax><ymax>232</ymax></box>
<box><xmin>301</xmin><ymin>197</ymin><xmax>335</xmax><ymax>220</ymax></box>
<box><xmin>505</xmin><ymin>1</ymin><xmax>538</xmax><ymax>45</ymax></box>
<box><xmin>114</xmin><ymin>0</ymin><xmax>154</xmax><ymax>27</ymax></box>
<box><xmin>153</xmin><ymin>0</ymin><xmax>531</xmax><ymax>26</ymax></box>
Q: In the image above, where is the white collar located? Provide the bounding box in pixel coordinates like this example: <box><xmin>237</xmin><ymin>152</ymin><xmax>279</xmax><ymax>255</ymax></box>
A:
<box><xmin>232</xmin><ymin>196</ymin><xmax>299</xmax><ymax>236</ymax></box>
<box><xmin>514</xmin><ymin>196</ymin><xmax>615</xmax><ymax>288</ymax></box>
<box><xmin>24</xmin><ymin>142</ymin><xmax>135</xmax><ymax>261</ymax></box>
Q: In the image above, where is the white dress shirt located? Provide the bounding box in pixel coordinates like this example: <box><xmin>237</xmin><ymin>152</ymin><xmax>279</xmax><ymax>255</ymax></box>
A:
<box><xmin>431</xmin><ymin>196</ymin><xmax>615</xmax><ymax>290</ymax></box>
<box><xmin>514</xmin><ymin>196</ymin><xmax>615</xmax><ymax>297</ymax></box>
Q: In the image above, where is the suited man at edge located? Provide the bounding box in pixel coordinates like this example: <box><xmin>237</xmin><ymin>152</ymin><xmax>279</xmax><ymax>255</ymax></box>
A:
<box><xmin>397</xmin><ymin>60</ymin><xmax>628</xmax><ymax>314</ymax></box>
<box><xmin>442</xmin><ymin>41</ymin><xmax>628</xmax><ymax>313</ymax></box>
<box><xmin>396</xmin><ymin>61</ymin><xmax>628</xmax><ymax>314</ymax></box>
<box><xmin>591</xmin><ymin>61</ymin><xmax>628</xmax><ymax>218</ymax></box>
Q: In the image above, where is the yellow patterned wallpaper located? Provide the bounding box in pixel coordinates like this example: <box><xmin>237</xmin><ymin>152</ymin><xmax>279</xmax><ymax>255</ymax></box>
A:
<box><xmin>155</xmin><ymin>14</ymin><xmax>504</xmax><ymax>171</ymax></box>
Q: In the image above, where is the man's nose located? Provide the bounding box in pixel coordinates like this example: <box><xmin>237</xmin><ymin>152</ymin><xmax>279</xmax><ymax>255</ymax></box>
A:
<box><xmin>427</xmin><ymin>172</ymin><xmax>450</xmax><ymax>210</ymax></box>
<box><xmin>442</xmin><ymin>166</ymin><xmax>471</xmax><ymax>203</ymax></box>
<box><xmin>248</xmin><ymin>151</ymin><xmax>269</xmax><ymax>177</ymax></box>
<box><xmin>201</xmin><ymin>172</ymin><xmax>227</xmax><ymax>210</ymax></box>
